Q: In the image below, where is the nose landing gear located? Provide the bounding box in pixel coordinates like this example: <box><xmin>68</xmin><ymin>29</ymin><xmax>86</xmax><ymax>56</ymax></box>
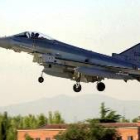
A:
<box><xmin>38</xmin><ymin>77</ymin><xmax>44</xmax><ymax>83</ymax></box>
<box><xmin>38</xmin><ymin>72</ymin><xmax>44</xmax><ymax>83</ymax></box>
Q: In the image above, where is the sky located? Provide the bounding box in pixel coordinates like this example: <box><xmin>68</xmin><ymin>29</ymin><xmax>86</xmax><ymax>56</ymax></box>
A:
<box><xmin>0</xmin><ymin>0</ymin><xmax>140</xmax><ymax>106</ymax></box>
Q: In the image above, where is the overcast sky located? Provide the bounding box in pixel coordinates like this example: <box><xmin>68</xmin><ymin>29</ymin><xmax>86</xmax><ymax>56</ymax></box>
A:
<box><xmin>0</xmin><ymin>0</ymin><xmax>140</xmax><ymax>106</ymax></box>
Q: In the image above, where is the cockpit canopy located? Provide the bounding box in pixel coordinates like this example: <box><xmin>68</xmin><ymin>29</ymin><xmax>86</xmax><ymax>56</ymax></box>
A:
<box><xmin>14</xmin><ymin>31</ymin><xmax>54</xmax><ymax>40</ymax></box>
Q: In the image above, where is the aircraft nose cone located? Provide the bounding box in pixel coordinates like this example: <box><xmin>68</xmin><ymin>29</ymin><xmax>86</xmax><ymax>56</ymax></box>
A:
<box><xmin>0</xmin><ymin>37</ymin><xmax>10</xmax><ymax>49</ymax></box>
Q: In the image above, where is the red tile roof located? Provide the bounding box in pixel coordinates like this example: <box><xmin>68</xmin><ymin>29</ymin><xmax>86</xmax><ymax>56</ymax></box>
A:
<box><xmin>101</xmin><ymin>123</ymin><xmax>140</xmax><ymax>128</ymax></box>
<box><xmin>39</xmin><ymin>124</ymin><xmax>68</xmax><ymax>129</ymax></box>
<box><xmin>39</xmin><ymin>123</ymin><xmax>140</xmax><ymax>129</ymax></box>
<box><xmin>18</xmin><ymin>122</ymin><xmax>140</xmax><ymax>131</ymax></box>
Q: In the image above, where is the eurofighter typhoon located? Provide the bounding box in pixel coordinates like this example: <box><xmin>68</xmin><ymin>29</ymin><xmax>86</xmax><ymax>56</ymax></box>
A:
<box><xmin>0</xmin><ymin>31</ymin><xmax>140</xmax><ymax>92</ymax></box>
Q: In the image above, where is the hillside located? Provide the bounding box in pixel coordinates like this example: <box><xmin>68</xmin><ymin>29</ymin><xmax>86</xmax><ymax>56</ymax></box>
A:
<box><xmin>0</xmin><ymin>94</ymin><xmax>140</xmax><ymax>122</ymax></box>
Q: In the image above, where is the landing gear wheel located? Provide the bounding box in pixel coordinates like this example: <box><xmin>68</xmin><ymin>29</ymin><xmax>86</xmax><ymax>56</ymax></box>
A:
<box><xmin>97</xmin><ymin>82</ymin><xmax>105</xmax><ymax>91</ymax></box>
<box><xmin>38</xmin><ymin>77</ymin><xmax>44</xmax><ymax>83</ymax></box>
<box><xmin>73</xmin><ymin>83</ymin><xmax>82</xmax><ymax>92</ymax></box>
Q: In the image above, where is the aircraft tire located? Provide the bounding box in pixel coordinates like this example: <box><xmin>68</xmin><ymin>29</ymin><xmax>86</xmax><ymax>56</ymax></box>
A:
<box><xmin>97</xmin><ymin>82</ymin><xmax>105</xmax><ymax>91</ymax></box>
<box><xmin>38</xmin><ymin>77</ymin><xmax>44</xmax><ymax>83</ymax></box>
<box><xmin>73</xmin><ymin>84</ymin><xmax>82</xmax><ymax>92</ymax></box>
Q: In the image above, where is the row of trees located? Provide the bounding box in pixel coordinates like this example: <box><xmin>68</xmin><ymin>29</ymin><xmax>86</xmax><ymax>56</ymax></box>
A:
<box><xmin>0</xmin><ymin>111</ymin><xmax>64</xmax><ymax>140</ymax></box>
<box><xmin>0</xmin><ymin>103</ymin><xmax>139</xmax><ymax>140</ymax></box>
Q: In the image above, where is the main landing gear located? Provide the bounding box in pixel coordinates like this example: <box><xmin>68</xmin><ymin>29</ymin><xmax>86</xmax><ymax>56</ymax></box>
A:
<box><xmin>73</xmin><ymin>82</ymin><xmax>106</xmax><ymax>92</ymax></box>
<box><xmin>73</xmin><ymin>83</ymin><xmax>82</xmax><ymax>92</ymax></box>
<box><xmin>97</xmin><ymin>82</ymin><xmax>106</xmax><ymax>92</ymax></box>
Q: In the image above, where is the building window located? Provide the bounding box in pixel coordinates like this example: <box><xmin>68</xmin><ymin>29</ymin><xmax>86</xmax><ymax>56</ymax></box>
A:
<box><xmin>46</xmin><ymin>138</ymin><xmax>51</xmax><ymax>140</ymax></box>
<box><xmin>128</xmin><ymin>136</ymin><xmax>133</xmax><ymax>140</ymax></box>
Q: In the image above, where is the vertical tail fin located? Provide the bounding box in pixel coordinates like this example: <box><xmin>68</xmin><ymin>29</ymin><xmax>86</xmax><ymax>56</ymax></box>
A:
<box><xmin>112</xmin><ymin>43</ymin><xmax>140</xmax><ymax>66</ymax></box>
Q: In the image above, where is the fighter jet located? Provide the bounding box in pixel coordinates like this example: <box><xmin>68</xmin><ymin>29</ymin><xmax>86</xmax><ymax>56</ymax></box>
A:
<box><xmin>0</xmin><ymin>31</ymin><xmax>140</xmax><ymax>92</ymax></box>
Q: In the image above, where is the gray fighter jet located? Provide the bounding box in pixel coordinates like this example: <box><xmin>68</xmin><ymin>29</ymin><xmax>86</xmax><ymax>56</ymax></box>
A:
<box><xmin>0</xmin><ymin>31</ymin><xmax>140</xmax><ymax>92</ymax></box>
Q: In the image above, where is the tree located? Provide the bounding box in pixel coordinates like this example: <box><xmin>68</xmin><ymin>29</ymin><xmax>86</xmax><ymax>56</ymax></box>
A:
<box><xmin>53</xmin><ymin>111</ymin><xmax>65</xmax><ymax>124</ymax></box>
<box><xmin>48</xmin><ymin>111</ymin><xmax>65</xmax><ymax>124</ymax></box>
<box><xmin>22</xmin><ymin>114</ymin><xmax>38</xmax><ymax>129</ymax></box>
<box><xmin>100</xmin><ymin>102</ymin><xmax>110</xmax><ymax>120</ymax></box>
<box><xmin>55</xmin><ymin>123</ymin><xmax>89</xmax><ymax>140</ymax></box>
<box><xmin>132</xmin><ymin>116</ymin><xmax>140</xmax><ymax>122</ymax></box>
<box><xmin>48</xmin><ymin>111</ymin><xmax>53</xmax><ymax>124</ymax></box>
<box><xmin>37</xmin><ymin>114</ymin><xmax>48</xmax><ymax>126</ymax></box>
<box><xmin>89</xmin><ymin>120</ymin><xmax>119</xmax><ymax>140</ymax></box>
<box><xmin>55</xmin><ymin>121</ymin><xmax>119</xmax><ymax>140</ymax></box>
<box><xmin>99</xmin><ymin>103</ymin><xmax>121</xmax><ymax>123</ymax></box>
<box><xmin>120</xmin><ymin>117</ymin><xmax>130</xmax><ymax>123</ymax></box>
<box><xmin>0</xmin><ymin>112</ymin><xmax>10</xmax><ymax>140</ymax></box>
<box><xmin>25</xmin><ymin>134</ymin><xmax>34</xmax><ymax>140</ymax></box>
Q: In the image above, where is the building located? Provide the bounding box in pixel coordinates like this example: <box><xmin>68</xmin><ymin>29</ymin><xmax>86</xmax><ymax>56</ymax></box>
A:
<box><xmin>102</xmin><ymin>123</ymin><xmax>140</xmax><ymax>140</ymax></box>
<box><xmin>17</xmin><ymin>124</ymin><xmax>67</xmax><ymax>140</ymax></box>
<box><xmin>17</xmin><ymin>123</ymin><xmax>140</xmax><ymax>140</ymax></box>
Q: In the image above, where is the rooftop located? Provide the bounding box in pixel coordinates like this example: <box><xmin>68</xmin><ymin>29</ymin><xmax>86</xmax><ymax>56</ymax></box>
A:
<box><xmin>17</xmin><ymin>122</ymin><xmax>140</xmax><ymax>131</ymax></box>
<box><xmin>101</xmin><ymin>122</ymin><xmax>140</xmax><ymax>128</ymax></box>
<box><xmin>39</xmin><ymin>124</ymin><xmax>68</xmax><ymax>129</ymax></box>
